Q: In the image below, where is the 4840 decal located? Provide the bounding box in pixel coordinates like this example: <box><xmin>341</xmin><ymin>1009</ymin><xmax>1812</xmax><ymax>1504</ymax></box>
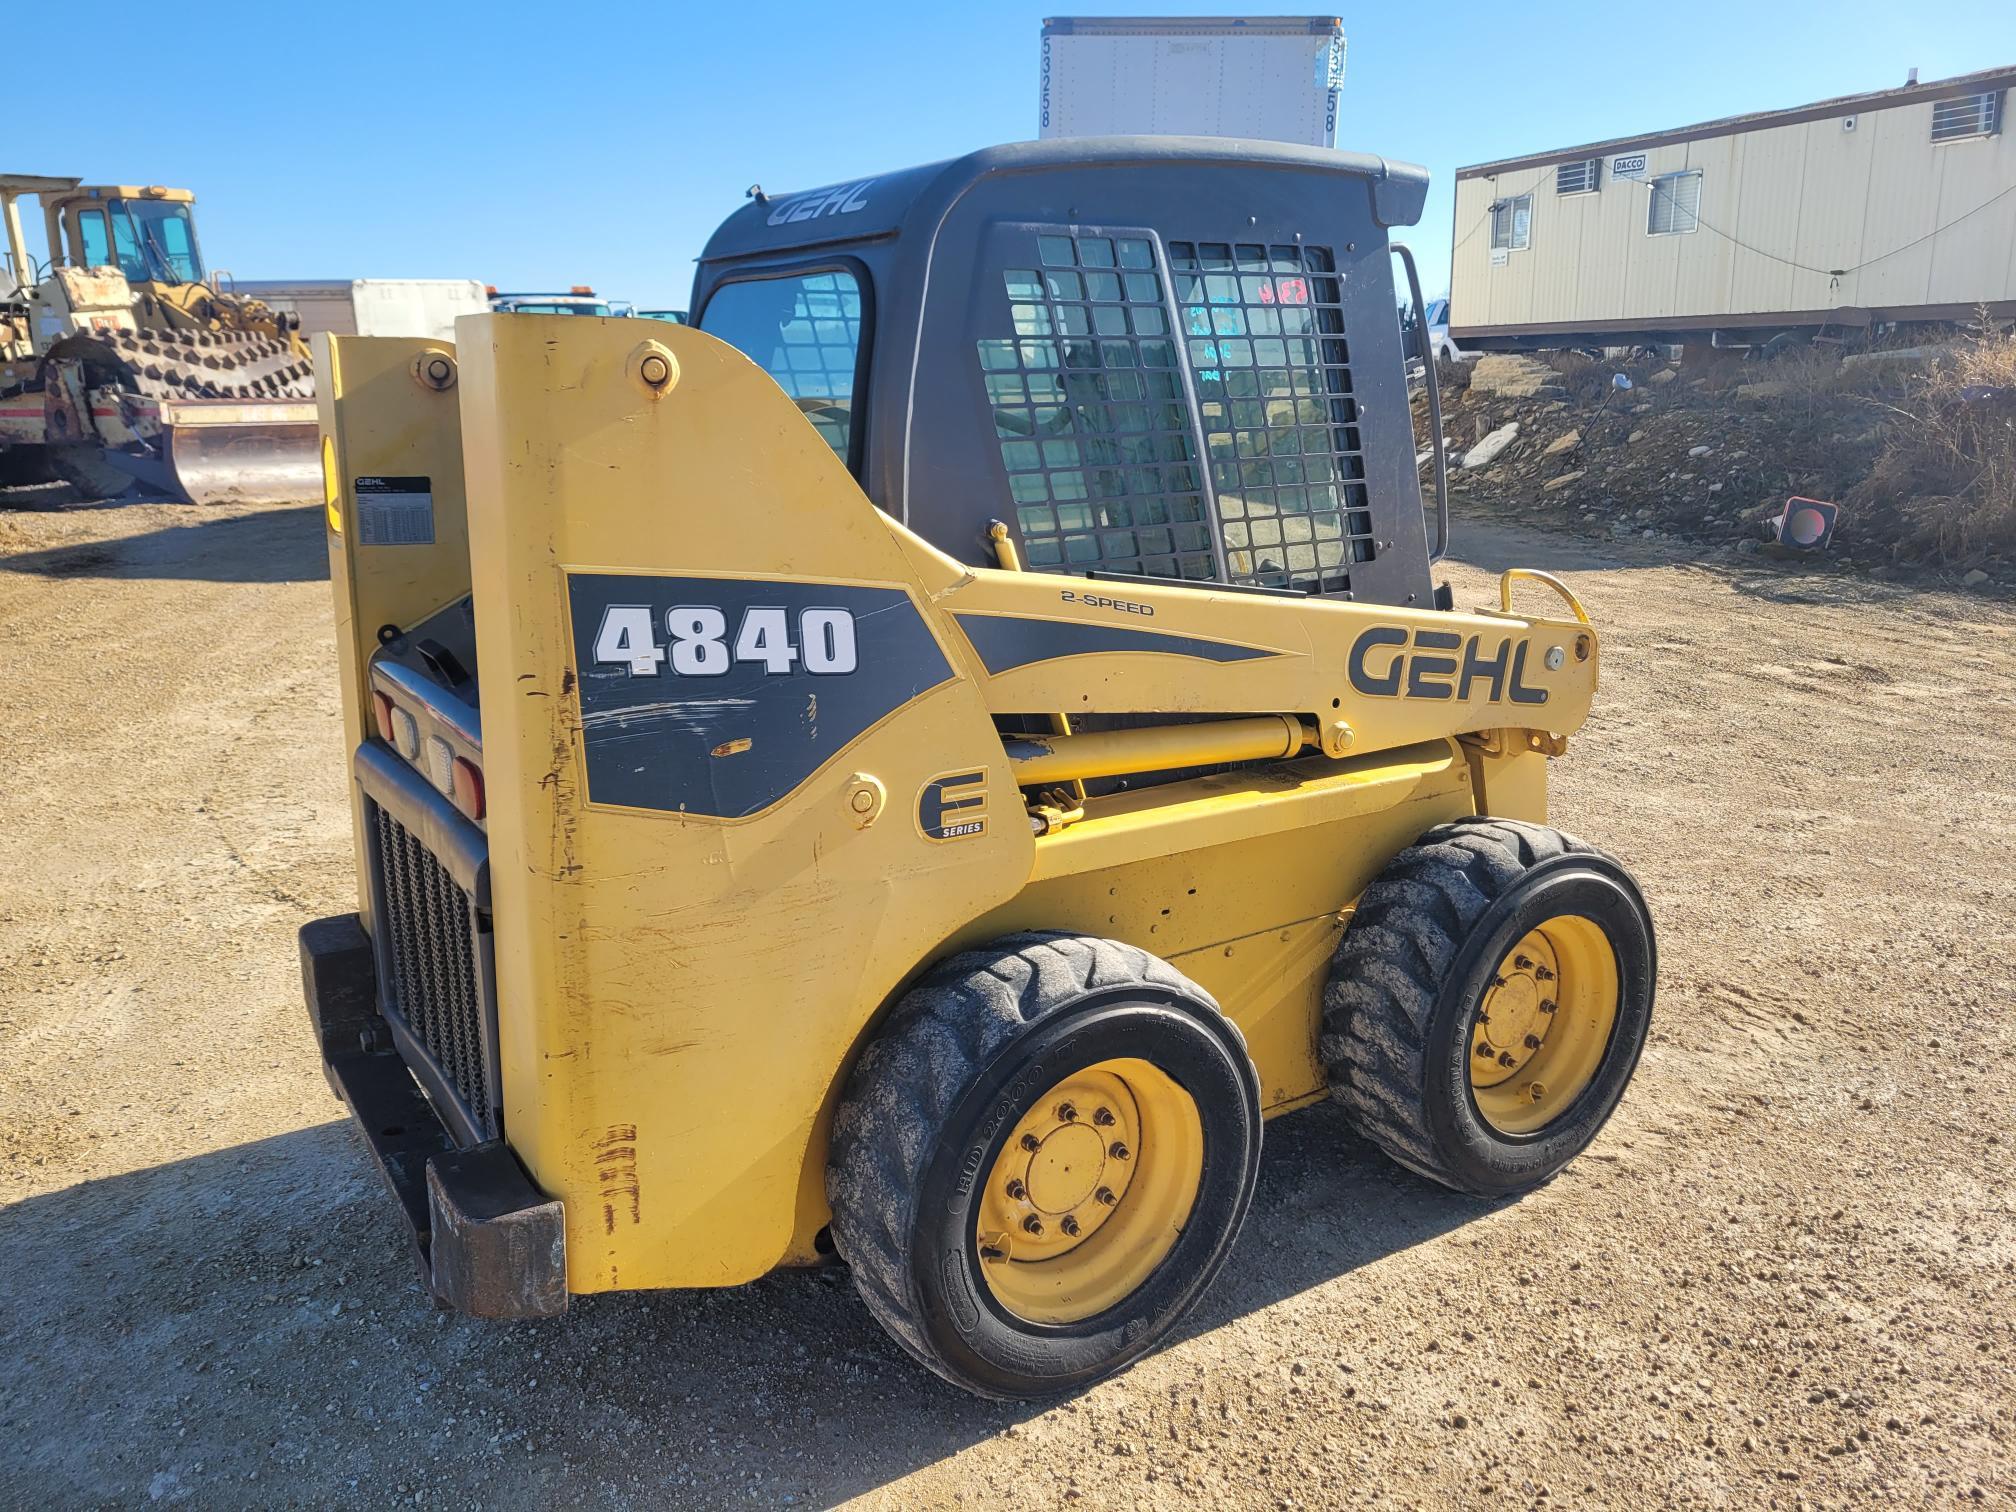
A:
<box><xmin>593</xmin><ymin>604</ymin><xmax>859</xmax><ymax>677</ymax></box>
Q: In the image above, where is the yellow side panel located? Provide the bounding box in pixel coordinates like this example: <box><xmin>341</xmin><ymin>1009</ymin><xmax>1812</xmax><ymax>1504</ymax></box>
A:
<box><xmin>313</xmin><ymin>335</ymin><xmax>470</xmax><ymax>928</ymax></box>
<box><xmin>962</xmin><ymin>748</ymin><xmax>1477</xmax><ymax>1114</ymax></box>
<box><xmin>455</xmin><ymin>317</ymin><xmax>1032</xmax><ymax>1292</ymax></box>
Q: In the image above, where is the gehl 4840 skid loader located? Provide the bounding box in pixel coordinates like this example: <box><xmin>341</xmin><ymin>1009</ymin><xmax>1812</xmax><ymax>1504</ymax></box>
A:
<box><xmin>300</xmin><ymin>139</ymin><xmax>1656</xmax><ymax>1399</ymax></box>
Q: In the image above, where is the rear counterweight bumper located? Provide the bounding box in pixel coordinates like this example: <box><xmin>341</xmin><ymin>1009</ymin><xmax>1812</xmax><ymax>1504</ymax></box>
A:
<box><xmin>299</xmin><ymin>914</ymin><xmax>566</xmax><ymax>1318</ymax></box>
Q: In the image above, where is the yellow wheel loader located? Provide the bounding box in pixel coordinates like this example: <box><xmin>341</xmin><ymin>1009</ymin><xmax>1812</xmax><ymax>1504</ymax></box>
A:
<box><xmin>300</xmin><ymin>138</ymin><xmax>1656</xmax><ymax>1399</ymax></box>
<box><xmin>0</xmin><ymin>174</ymin><xmax>318</xmax><ymax>503</ymax></box>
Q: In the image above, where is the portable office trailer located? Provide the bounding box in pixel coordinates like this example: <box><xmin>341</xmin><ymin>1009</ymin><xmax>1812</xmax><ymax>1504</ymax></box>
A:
<box><xmin>1449</xmin><ymin>67</ymin><xmax>2016</xmax><ymax>351</ymax></box>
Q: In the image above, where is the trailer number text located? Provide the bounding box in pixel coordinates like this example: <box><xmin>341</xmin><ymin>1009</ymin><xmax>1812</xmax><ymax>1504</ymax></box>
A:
<box><xmin>593</xmin><ymin>605</ymin><xmax>859</xmax><ymax>677</ymax></box>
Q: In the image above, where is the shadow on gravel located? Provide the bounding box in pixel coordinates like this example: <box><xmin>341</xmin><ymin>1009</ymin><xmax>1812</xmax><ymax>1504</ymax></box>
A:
<box><xmin>0</xmin><ymin>1103</ymin><xmax>1487</xmax><ymax>1507</ymax></box>
<box><xmin>1438</xmin><ymin>511</ymin><xmax>1702</xmax><ymax>581</ymax></box>
<box><xmin>1677</xmin><ymin>555</ymin><xmax>2013</xmax><ymax>614</ymax></box>
<box><xmin>0</xmin><ymin>502</ymin><xmax>327</xmax><ymax>584</ymax></box>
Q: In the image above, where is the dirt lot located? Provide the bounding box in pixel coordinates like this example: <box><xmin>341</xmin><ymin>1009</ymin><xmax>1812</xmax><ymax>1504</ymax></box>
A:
<box><xmin>1</xmin><ymin>497</ymin><xmax>2012</xmax><ymax>1509</ymax></box>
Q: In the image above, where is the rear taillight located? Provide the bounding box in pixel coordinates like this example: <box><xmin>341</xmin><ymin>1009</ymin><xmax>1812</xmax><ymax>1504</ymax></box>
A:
<box><xmin>452</xmin><ymin>757</ymin><xmax>486</xmax><ymax>821</ymax></box>
<box><xmin>423</xmin><ymin>735</ymin><xmax>456</xmax><ymax>795</ymax></box>
<box><xmin>389</xmin><ymin>705</ymin><xmax>420</xmax><ymax>760</ymax></box>
<box><xmin>372</xmin><ymin>690</ymin><xmax>396</xmax><ymax>744</ymax></box>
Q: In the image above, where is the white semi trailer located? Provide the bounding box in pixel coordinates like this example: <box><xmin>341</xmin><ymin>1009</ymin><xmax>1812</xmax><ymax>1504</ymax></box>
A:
<box><xmin>229</xmin><ymin>279</ymin><xmax>489</xmax><ymax>343</ymax></box>
<box><xmin>1039</xmin><ymin>15</ymin><xmax>1347</xmax><ymax>148</ymax></box>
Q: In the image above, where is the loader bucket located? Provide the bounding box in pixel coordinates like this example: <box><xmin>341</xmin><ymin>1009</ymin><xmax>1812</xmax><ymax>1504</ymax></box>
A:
<box><xmin>154</xmin><ymin>397</ymin><xmax>321</xmax><ymax>505</ymax></box>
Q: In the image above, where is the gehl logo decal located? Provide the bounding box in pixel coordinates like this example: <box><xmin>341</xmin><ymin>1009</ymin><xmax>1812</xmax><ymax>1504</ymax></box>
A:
<box><xmin>764</xmin><ymin>178</ymin><xmax>877</xmax><ymax>228</ymax></box>
<box><xmin>918</xmin><ymin>770</ymin><xmax>989</xmax><ymax>842</ymax></box>
<box><xmin>1348</xmin><ymin>627</ymin><xmax>1550</xmax><ymax>704</ymax></box>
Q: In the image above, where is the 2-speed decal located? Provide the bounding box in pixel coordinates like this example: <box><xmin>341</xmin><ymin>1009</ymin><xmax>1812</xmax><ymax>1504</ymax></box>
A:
<box><xmin>567</xmin><ymin>574</ymin><xmax>952</xmax><ymax>819</ymax></box>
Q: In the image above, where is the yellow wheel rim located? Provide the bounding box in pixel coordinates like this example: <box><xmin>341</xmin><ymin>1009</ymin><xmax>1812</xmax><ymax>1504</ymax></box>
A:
<box><xmin>1469</xmin><ymin>915</ymin><xmax>1619</xmax><ymax>1135</ymax></box>
<box><xmin>975</xmin><ymin>1057</ymin><xmax>1203</xmax><ymax>1325</ymax></box>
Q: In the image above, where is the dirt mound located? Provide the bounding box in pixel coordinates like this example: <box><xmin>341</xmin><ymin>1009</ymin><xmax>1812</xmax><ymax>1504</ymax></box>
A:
<box><xmin>1423</xmin><ymin>332</ymin><xmax>2015</xmax><ymax>589</ymax></box>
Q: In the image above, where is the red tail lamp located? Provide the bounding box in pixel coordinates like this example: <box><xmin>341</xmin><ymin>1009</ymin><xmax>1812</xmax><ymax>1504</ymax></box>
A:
<box><xmin>451</xmin><ymin>757</ymin><xmax>486</xmax><ymax>821</ymax></box>
<box><xmin>372</xmin><ymin>690</ymin><xmax>396</xmax><ymax>744</ymax></box>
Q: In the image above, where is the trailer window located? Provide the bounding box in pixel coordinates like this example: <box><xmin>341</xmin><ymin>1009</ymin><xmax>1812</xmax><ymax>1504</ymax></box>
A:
<box><xmin>1489</xmin><ymin>195</ymin><xmax>1531</xmax><ymax>251</ymax></box>
<box><xmin>702</xmin><ymin>270</ymin><xmax>863</xmax><ymax>463</ymax></box>
<box><xmin>1932</xmin><ymin>91</ymin><xmax>2001</xmax><ymax>142</ymax></box>
<box><xmin>1646</xmin><ymin>172</ymin><xmax>1701</xmax><ymax>236</ymax></box>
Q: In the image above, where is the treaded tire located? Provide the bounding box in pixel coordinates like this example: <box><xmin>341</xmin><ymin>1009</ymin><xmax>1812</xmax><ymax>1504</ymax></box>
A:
<box><xmin>828</xmin><ymin>931</ymin><xmax>1261</xmax><ymax>1399</ymax></box>
<box><xmin>1322</xmin><ymin>818</ymin><xmax>1655</xmax><ymax>1197</ymax></box>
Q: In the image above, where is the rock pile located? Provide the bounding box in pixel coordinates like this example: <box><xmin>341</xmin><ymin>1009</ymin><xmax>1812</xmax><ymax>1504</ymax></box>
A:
<box><xmin>1417</xmin><ymin>349</ymin><xmax>2007</xmax><ymax>589</ymax></box>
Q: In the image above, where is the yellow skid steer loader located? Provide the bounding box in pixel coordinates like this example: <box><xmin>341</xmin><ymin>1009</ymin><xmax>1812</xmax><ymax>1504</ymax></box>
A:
<box><xmin>300</xmin><ymin>139</ymin><xmax>1655</xmax><ymax>1399</ymax></box>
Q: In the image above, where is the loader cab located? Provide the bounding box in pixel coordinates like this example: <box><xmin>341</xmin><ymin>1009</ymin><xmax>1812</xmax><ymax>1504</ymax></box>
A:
<box><xmin>50</xmin><ymin>186</ymin><xmax>205</xmax><ymax>286</ymax></box>
<box><xmin>694</xmin><ymin>138</ymin><xmax>1438</xmax><ymax>609</ymax></box>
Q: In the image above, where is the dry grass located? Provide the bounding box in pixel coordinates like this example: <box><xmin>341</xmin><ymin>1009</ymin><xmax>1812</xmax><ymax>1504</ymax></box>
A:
<box><xmin>1852</xmin><ymin>319</ymin><xmax>2016</xmax><ymax>562</ymax></box>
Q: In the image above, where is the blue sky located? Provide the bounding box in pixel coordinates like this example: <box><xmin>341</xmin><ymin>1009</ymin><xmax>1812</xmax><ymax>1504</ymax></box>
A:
<box><xmin>16</xmin><ymin>1</ymin><xmax>2014</xmax><ymax>307</ymax></box>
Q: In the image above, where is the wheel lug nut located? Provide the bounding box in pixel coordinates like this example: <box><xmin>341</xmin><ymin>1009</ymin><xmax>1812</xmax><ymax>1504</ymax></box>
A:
<box><xmin>1060</xmin><ymin>1215</ymin><xmax>1081</xmax><ymax>1237</ymax></box>
<box><xmin>1020</xmin><ymin>1133</ymin><xmax>1041</xmax><ymax>1152</ymax></box>
<box><xmin>1096</xmin><ymin>1187</ymin><xmax>1118</xmax><ymax>1206</ymax></box>
<box><xmin>1539</xmin><ymin>999</ymin><xmax>1557</xmax><ymax>1014</ymax></box>
<box><xmin>1109</xmin><ymin>1141</ymin><xmax>1130</xmax><ymax>1160</ymax></box>
<box><xmin>1093</xmin><ymin>1107</ymin><xmax>1116</xmax><ymax>1127</ymax></box>
<box><xmin>1524</xmin><ymin>1033</ymin><xmax>1542</xmax><ymax>1049</ymax></box>
<box><xmin>1535</xmin><ymin>966</ymin><xmax>1555</xmax><ymax>982</ymax></box>
<box><xmin>980</xmin><ymin>1244</ymin><xmax>1005</xmax><ymax>1261</ymax></box>
<box><xmin>1475</xmin><ymin>1042</ymin><xmax>1494</xmax><ymax>1058</ymax></box>
<box><xmin>1005</xmin><ymin>1179</ymin><xmax>1026</xmax><ymax>1200</ymax></box>
<box><xmin>1491</xmin><ymin>975</ymin><xmax>1508</xmax><ymax>989</ymax></box>
<box><xmin>1023</xmin><ymin>1215</ymin><xmax>1044</xmax><ymax>1235</ymax></box>
<box><xmin>1498</xmin><ymin>1052</ymin><xmax>1516</xmax><ymax>1068</ymax></box>
<box><xmin>1057</xmin><ymin>1101</ymin><xmax>1078</xmax><ymax>1122</ymax></box>
<box><xmin>1514</xmin><ymin>954</ymin><xmax>1533</xmax><ymax>970</ymax></box>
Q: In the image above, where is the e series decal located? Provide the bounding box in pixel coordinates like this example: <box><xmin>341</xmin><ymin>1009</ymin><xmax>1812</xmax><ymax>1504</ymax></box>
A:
<box><xmin>568</xmin><ymin>574</ymin><xmax>952</xmax><ymax>819</ymax></box>
<box><xmin>1348</xmin><ymin>627</ymin><xmax>1550</xmax><ymax>704</ymax></box>
<box><xmin>917</xmin><ymin>770</ymin><xmax>989</xmax><ymax>841</ymax></box>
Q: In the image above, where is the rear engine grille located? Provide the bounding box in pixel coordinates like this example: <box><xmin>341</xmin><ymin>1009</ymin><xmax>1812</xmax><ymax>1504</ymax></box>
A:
<box><xmin>371</xmin><ymin>804</ymin><xmax>496</xmax><ymax>1137</ymax></box>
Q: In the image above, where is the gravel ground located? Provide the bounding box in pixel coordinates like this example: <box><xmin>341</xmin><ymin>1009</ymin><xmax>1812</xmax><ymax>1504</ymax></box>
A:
<box><xmin>0</xmin><ymin>497</ymin><xmax>2012</xmax><ymax>1509</ymax></box>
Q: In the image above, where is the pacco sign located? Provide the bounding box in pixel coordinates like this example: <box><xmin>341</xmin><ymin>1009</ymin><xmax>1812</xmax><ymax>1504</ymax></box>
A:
<box><xmin>1610</xmin><ymin>152</ymin><xmax>1650</xmax><ymax>182</ymax></box>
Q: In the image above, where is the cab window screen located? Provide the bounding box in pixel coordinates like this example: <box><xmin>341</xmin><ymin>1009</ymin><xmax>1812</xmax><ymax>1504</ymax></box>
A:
<box><xmin>701</xmin><ymin>271</ymin><xmax>863</xmax><ymax>462</ymax></box>
<box><xmin>1171</xmin><ymin>240</ymin><xmax>1373</xmax><ymax>594</ymax></box>
<box><xmin>980</xmin><ymin>233</ymin><xmax>1215</xmax><ymax>581</ymax></box>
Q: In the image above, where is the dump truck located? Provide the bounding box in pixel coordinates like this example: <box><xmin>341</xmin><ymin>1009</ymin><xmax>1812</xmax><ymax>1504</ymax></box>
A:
<box><xmin>301</xmin><ymin>137</ymin><xmax>1656</xmax><ymax>1399</ymax></box>
<box><xmin>1</xmin><ymin>174</ymin><xmax>318</xmax><ymax>503</ymax></box>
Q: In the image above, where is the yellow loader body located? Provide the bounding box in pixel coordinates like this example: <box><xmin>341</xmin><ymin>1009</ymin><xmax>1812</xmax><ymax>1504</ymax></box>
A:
<box><xmin>314</xmin><ymin>317</ymin><xmax>1594</xmax><ymax>1296</ymax></box>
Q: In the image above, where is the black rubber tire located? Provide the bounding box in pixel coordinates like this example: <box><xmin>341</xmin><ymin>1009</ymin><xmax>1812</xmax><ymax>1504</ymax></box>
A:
<box><xmin>827</xmin><ymin>932</ymin><xmax>1262</xmax><ymax>1399</ymax></box>
<box><xmin>1321</xmin><ymin>818</ymin><xmax>1656</xmax><ymax>1198</ymax></box>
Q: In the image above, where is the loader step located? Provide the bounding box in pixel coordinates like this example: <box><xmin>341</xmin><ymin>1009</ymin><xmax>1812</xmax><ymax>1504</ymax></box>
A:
<box><xmin>300</xmin><ymin>915</ymin><xmax>565</xmax><ymax>1318</ymax></box>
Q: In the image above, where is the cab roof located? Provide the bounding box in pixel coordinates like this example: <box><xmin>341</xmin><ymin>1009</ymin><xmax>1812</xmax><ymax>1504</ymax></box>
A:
<box><xmin>699</xmin><ymin>136</ymin><xmax>1429</xmax><ymax>268</ymax></box>
<box><xmin>52</xmin><ymin>185</ymin><xmax>196</xmax><ymax>207</ymax></box>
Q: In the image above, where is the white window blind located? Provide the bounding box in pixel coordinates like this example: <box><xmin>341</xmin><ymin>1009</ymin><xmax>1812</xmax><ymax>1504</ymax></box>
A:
<box><xmin>1490</xmin><ymin>193</ymin><xmax>1532</xmax><ymax>251</ymax></box>
<box><xmin>1647</xmin><ymin>171</ymin><xmax>1701</xmax><ymax>236</ymax></box>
